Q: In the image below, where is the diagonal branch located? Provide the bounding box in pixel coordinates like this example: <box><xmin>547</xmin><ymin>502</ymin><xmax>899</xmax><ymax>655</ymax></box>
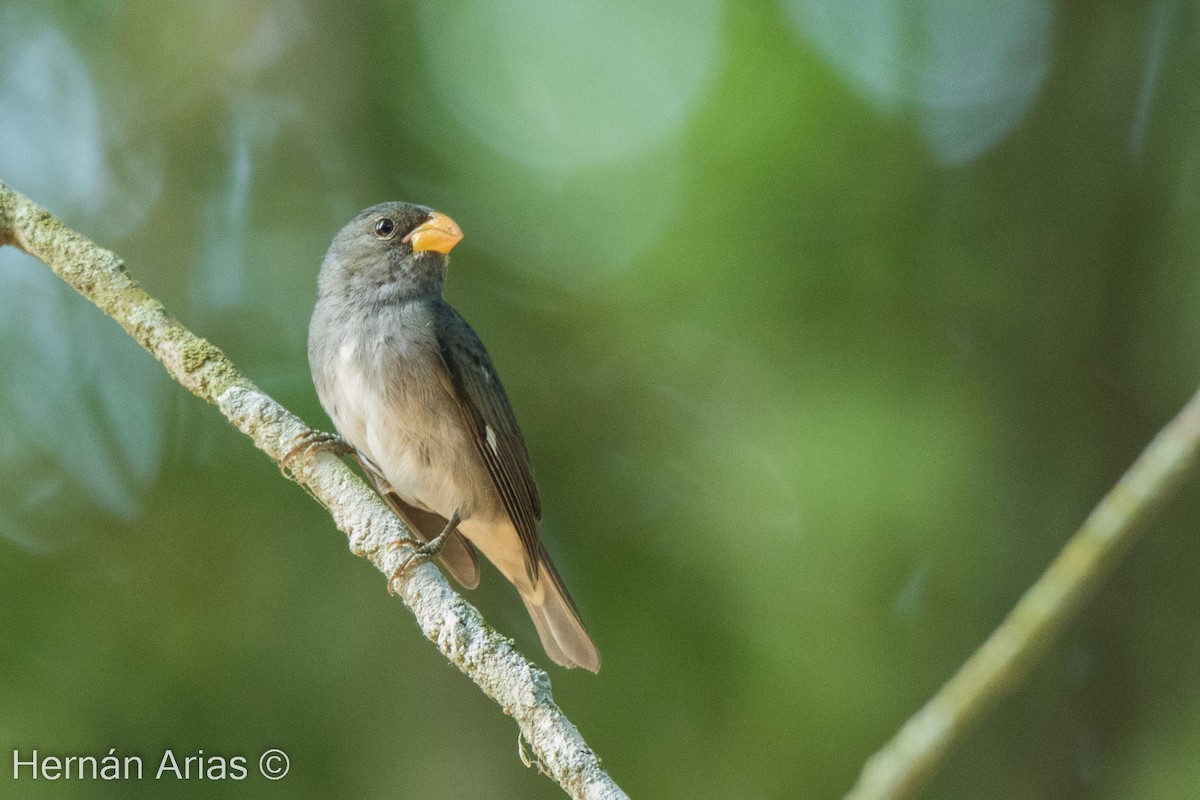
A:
<box><xmin>0</xmin><ymin>179</ymin><xmax>627</xmax><ymax>800</ymax></box>
<box><xmin>845</xmin><ymin>386</ymin><xmax>1200</xmax><ymax>800</ymax></box>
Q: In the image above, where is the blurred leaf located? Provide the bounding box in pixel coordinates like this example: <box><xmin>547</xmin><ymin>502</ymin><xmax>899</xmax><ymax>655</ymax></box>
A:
<box><xmin>783</xmin><ymin>0</ymin><xmax>1055</xmax><ymax>164</ymax></box>
<box><xmin>414</xmin><ymin>0</ymin><xmax>723</xmax><ymax>168</ymax></box>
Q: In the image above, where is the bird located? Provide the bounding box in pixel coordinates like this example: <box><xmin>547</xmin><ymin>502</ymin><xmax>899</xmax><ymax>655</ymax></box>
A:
<box><xmin>302</xmin><ymin>201</ymin><xmax>600</xmax><ymax>672</ymax></box>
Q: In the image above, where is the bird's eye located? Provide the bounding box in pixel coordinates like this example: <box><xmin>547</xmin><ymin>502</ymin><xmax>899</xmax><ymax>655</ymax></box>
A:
<box><xmin>373</xmin><ymin>218</ymin><xmax>396</xmax><ymax>239</ymax></box>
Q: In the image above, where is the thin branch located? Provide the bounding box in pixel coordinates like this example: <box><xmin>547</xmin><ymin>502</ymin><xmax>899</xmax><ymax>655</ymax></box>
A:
<box><xmin>0</xmin><ymin>179</ymin><xmax>627</xmax><ymax>800</ymax></box>
<box><xmin>845</xmin><ymin>386</ymin><xmax>1200</xmax><ymax>800</ymax></box>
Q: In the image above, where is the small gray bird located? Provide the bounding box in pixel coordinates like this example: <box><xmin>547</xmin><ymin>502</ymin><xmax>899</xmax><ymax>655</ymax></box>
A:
<box><xmin>306</xmin><ymin>202</ymin><xmax>600</xmax><ymax>672</ymax></box>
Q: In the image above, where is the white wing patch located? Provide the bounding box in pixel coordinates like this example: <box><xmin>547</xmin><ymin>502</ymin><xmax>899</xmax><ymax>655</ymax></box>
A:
<box><xmin>485</xmin><ymin>424</ymin><xmax>499</xmax><ymax>454</ymax></box>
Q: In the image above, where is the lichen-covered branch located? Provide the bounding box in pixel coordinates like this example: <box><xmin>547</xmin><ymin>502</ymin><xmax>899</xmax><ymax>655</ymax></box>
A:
<box><xmin>845</xmin><ymin>387</ymin><xmax>1200</xmax><ymax>800</ymax></box>
<box><xmin>0</xmin><ymin>178</ymin><xmax>627</xmax><ymax>800</ymax></box>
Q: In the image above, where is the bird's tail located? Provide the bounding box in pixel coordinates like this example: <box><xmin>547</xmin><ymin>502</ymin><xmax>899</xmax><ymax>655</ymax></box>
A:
<box><xmin>519</xmin><ymin>543</ymin><xmax>601</xmax><ymax>673</ymax></box>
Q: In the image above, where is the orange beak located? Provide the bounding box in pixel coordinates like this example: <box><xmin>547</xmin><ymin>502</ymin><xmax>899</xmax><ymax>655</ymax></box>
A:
<box><xmin>404</xmin><ymin>211</ymin><xmax>463</xmax><ymax>254</ymax></box>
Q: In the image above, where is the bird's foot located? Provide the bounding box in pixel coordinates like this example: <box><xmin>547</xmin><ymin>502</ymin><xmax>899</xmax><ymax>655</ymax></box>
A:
<box><xmin>386</xmin><ymin>511</ymin><xmax>461</xmax><ymax>595</ymax></box>
<box><xmin>279</xmin><ymin>429</ymin><xmax>353</xmax><ymax>478</ymax></box>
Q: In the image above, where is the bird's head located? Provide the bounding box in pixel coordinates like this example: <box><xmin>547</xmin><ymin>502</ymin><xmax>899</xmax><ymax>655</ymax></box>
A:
<box><xmin>319</xmin><ymin>201</ymin><xmax>463</xmax><ymax>302</ymax></box>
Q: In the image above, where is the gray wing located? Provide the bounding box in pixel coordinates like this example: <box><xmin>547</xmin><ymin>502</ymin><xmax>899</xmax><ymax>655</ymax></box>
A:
<box><xmin>433</xmin><ymin>304</ymin><xmax>543</xmax><ymax>579</ymax></box>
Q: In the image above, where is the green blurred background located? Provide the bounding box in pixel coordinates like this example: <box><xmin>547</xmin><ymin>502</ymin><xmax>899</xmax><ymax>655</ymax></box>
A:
<box><xmin>3</xmin><ymin>0</ymin><xmax>1200</xmax><ymax>797</ymax></box>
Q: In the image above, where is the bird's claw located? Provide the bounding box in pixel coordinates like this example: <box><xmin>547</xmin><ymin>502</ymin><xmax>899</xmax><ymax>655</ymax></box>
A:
<box><xmin>386</xmin><ymin>537</ymin><xmax>446</xmax><ymax>595</ymax></box>
<box><xmin>279</xmin><ymin>430</ymin><xmax>353</xmax><ymax>477</ymax></box>
<box><xmin>385</xmin><ymin>514</ymin><xmax>459</xmax><ymax>595</ymax></box>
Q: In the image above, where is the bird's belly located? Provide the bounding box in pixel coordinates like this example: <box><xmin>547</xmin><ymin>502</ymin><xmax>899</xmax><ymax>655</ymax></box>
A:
<box><xmin>359</xmin><ymin>390</ymin><xmax>490</xmax><ymax>521</ymax></box>
<box><xmin>321</xmin><ymin>346</ymin><xmax>374</xmax><ymax>454</ymax></box>
<box><xmin>368</xmin><ymin>414</ymin><xmax>478</xmax><ymax>519</ymax></box>
<box><xmin>318</xmin><ymin>339</ymin><xmax>499</xmax><ymax>523</ymax></box>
